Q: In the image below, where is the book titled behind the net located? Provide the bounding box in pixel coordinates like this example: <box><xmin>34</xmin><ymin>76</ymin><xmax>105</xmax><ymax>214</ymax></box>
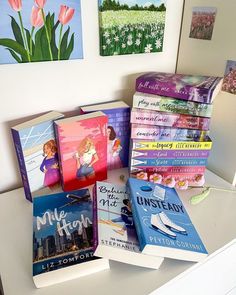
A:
<box><xmin>93</xmin><ymin>181</ymin><xmax>164</xmax><ymax>269</ymax></box>
<box><xmin>33</xmin><ymin>189</ymin><xmax>109</xmax><ymax>288</ymax></box>
<box><xmin>127</xmin><ymin>178</ymin><xmax>208</xmax><ymax>262</ymax></box>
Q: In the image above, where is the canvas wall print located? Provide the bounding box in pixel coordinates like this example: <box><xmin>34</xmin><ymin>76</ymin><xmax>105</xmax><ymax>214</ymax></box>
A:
<box><xmin>98</xmin><ymin>0</ymin><xmax>166</xmax><ymax>56</ymax></box>
<box><xmin>0</xmin><ymin>0</ymin><xmax>83</xmax><ymax>64</ymax></box>
<box><xmin>189</xmin><ymin>7</ymin><xmax>217</xmax><ymax>40</ymax></box>
<box><xmin>222</xmin><ymin>60</ymin><xmax>236</xmax><ymax>95</ymax></box>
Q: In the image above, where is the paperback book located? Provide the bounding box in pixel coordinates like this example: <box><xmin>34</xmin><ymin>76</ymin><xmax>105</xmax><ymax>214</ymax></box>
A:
<box><xmin>127</xmin><ymin>178</ymin><xmax>208</xmax><ymax>261</ymax></box>
<box><xmin>130</xmin><ymin>108</ymin><xmax>211</xmax><ymax>130</ymax></box>
<box><xmin>136</xmin><ymin>72</ymin><xmax>223</xmax><ymax>104</ymax></box>
<box><xmin>131</xmin><ymin>124</ymin><xmax>209</xmax><ymax>141</ymax></box>
<box><xmin>54</xmin><ymin>112</ymin><xmax>108</xmax><ymax>191</ymax></box>
<box><xmin>93</xmin><ymin>181</ymin><xmax>164</xmax><ymax>269</ymax></box>
<box><xmin>130</xmin><ymin>166</ymin><xmax>206</xmax><ymax>174</ymax></box>
<box><xmin>33</xmin><ymin>189</ymin><xmax>109</xmax><ymax>288</ymax></box>
<box><xmin>131</xmin><ymin>149</ymin><xmax>210</xmax><ymax>159</ymax></box>
<box><xmin>133</xmin><ymin>91</ymin><xmax>213</xmax><ymax>117</ymax></box>
<box><xmin>11</xmin><ymin>111</ymin><xmax>64</xmax><ymax>202</ymax></box>
<box><xmin>80</xmin><ymin>101</ymin><xmax>130</xmax><ymax>170</ymax></box>
<box><xmin>131</xmin><ymin>158</ymin><xmax>208</xmax><ymax>167</ymax></box>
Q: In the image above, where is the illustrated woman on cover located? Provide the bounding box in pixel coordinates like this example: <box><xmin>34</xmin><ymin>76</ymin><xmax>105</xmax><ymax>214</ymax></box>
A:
<box><xmin>107</xmin><ymin>126</ymin><xmax>122</xmax><ymax>169</ymax></box>
<box><xmin>40</xmin><ymin>139</ymin><xmax>60</xmax><ymax>188</ymax></box>
<box><xmin>75</xmin><ymin>137</ymin><xmax>99</xmax><ymax>180</ymax></box>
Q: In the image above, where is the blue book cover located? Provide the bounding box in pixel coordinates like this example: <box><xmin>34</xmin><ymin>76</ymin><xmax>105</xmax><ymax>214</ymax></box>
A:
<box><xmin>127</xmin><ymin>178</ymin><xmax>208</xmax><ymax>262</ymax></box>
<box><xmin>80</xmin><ymin>101</ymin><xmax>131</xmax><ymax>169</ymax></box>
<box><xmin>33</xmin><ymin>189</ymin><xmax>99</xmax><ymax>278</ymax></box>
<box><xmin>131</xmin><ymin>158</ymin><xmax>208</xmax><ymax>167</ymax></box>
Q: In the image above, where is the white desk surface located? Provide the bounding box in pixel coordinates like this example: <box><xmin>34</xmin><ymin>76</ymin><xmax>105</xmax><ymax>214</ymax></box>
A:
<box><xmin>0</xmin><ymin>169</ymin><xmax>236</xmax><ymax>295</ymax></box>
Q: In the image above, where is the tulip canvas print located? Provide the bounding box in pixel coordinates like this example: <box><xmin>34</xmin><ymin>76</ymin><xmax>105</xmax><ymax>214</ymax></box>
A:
<box><xmin>98</xmin><ymin>0</ymin><xmax>166</xmax><ymax>56</ymax></box>
<box><xmin>0</xmin><ymin>0</ymin><xmax>83</xmax><ymax>64</ymax></box>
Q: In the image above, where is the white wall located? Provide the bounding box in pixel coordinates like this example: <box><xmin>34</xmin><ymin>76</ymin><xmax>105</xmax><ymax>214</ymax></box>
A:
<box><xmin>0</xmin><ymin>0</ymin><xmax>184</xmax><ymax>193</ymax></box>
<box><xmin>177</xmin><ymin>0</ymin><xmax>236</xmax><ymax>184</ymax></box>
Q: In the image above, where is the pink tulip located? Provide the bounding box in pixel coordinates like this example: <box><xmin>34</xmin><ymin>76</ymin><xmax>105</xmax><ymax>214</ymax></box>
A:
<box><xmin>162</xmin><ymin>176</ymin><xmax>176</xmax><ymax>188</ymax></box>
<box><xmin>8</xmin><ymin>0</ymin><xmax>22</xmax><ymax>11</ymax></box>
<box><xmin>58</xmin><ymin>5</ymin><xmax>75</xmax><ymax>25</ymax></box>
<box><xmin>149</xmin><ymin>173</ymin><xmax>162</xmax><ymax>184</ymax></box>
<box><xmin>31</xmin><ymin>6</ymin><xmax>43</xmax><ymax>27</ymax></box>
<box><xmin>34</xmin><ymin>0</ymin><xmax>46</xmax><ymax>9</ymax></box>
<box><xmin>175</xmin><ymin>179</ymin><xmax>189</xmax><ymax>190</ymax></box>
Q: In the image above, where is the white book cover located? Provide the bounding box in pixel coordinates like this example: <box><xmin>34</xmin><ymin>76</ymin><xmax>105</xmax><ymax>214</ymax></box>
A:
<box><xmin>93</xmin><ymin>181</ymin><xmax>164</xmax><ymax>269</ymax></box>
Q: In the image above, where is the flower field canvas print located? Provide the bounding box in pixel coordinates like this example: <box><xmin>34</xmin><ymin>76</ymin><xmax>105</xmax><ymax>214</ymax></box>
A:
<box><xmin>0</xmin><ymin>0</ymin><xmax>83</xmax><ymax>64</ymax></box>
<box><xmin>222</xmin><ymin>60</ymin><xmax>236</xmax><ymax>95</ymax></box>
<box><xmin>189</xmin><ymin>7</ymin><xmax>217</xmax><ymax>40</ymax></box>
<box><xmin>98</xmin><ymin>0</ymin><xmax>166</xmax><ymax>56</ymax></box>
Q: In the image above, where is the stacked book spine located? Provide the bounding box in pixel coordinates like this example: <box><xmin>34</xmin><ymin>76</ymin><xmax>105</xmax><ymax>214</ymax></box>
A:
<box><xmin>129</xmin><ymin>72</ymin><xmax>222</xmax><ymax>189</ymax></box>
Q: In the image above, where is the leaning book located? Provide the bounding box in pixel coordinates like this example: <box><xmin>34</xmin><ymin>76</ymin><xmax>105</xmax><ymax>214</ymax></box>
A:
<box><xmin>93</xmin><ymin>181</ymin><xmax>164</xmax><ymax>269</ymax></box>
<box><xmin>33</xmin><ymin>189</ymin><xmax>109</xmax><ymax>288</ymax></box>
<box><xmin>127</xmin><ymin>178</ymin><xmax>208</xmax><ymax>262</ymax></box>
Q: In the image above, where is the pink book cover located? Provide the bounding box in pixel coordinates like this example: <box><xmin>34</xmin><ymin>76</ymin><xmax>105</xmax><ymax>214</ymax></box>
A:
<box><xmin>55</xmin><ymin>112</ymin><xmax>108</xmax><ymax>191</ymax></box>
<box><xmin>130</xmin><ymin>166</ymin><xmax>206</xmax><ymax>174</ymax></box>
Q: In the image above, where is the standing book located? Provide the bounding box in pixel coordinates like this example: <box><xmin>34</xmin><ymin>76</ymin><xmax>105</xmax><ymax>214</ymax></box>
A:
<box><xmin>54</xmin><ymin>112</ymin><xmax>108</xmax><ymax>191</ymax></box>
<box><xmin>127</xmin><ymin>178</ymin><xmax>208</xmax><ymax>262</ymax></box>
<box><xmin>11</xmin><ymin>111</ymin><xmax>64</xmax><ymax>202</ymax></box>
<box><xmin>33</xmin><ymin>189</ymin><xmax>109</xmax><ymax>288</ymax></box>
<box><xmin>80</xmin><ymin>101</ymin><xmax>131</xmax><ymax>170</ymax></box>
<box><xmin>93</xmin><ymin>181</ymin><xmax>164</xmax><ymax>269</ymax></box>
<box><xmin>136</xmin><ymin>72</ymin><xmax>222</xmax><ymax>104</ymax></box>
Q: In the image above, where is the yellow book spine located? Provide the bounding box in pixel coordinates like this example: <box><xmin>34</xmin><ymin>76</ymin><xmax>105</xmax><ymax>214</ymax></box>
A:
<box><xmin>133</xmin><ymin>141</ymin><xmax>212</xmax><ymax>150</ymax></box>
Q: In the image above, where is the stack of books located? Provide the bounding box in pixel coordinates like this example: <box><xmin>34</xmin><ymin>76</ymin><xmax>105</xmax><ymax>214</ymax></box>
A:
<box><xmin>129</xmin><ymin>72</ymin><xmax>223</xmax><ymax>189</ymax></box>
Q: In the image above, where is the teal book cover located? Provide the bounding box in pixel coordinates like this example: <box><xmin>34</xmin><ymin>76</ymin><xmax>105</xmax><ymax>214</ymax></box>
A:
<box><xmin>127</xmin><ymin>178</ymin><xmax>208</xmax><ymax>262</ymax></box>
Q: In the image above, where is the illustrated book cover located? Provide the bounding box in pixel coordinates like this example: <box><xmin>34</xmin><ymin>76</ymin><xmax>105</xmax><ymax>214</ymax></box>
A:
<box><xmin>136</xmin><ymin>72</ymin><xmax>223</xmax><ymax>104</ymax></box>
<box><xmin>54</xmin><ymin>111</ymin><xmax>108</xmax><ymax>191</ymax></box>
<box><xmin>93</xmin><ymin>181</ymin><xmax>164</xmax><ymax>269</ymax></box>
<box><xmin>11</xmin><ymin>111</ymin><xmax>64</xmax><ymax>202</ymax></box>
<box><xmin>33</xmin><ymin>189</ymin><xmax>109</xmax><ymax>288</ymax></box>
<box><xmin>80</xmin><ymin>101</ymin><xmax>130</xmax><ymax>170</ymax></box>
<box><xmin>127</xmin><ymin>178</ymin><xmax>208</xmax><ymax>262</ymax></box>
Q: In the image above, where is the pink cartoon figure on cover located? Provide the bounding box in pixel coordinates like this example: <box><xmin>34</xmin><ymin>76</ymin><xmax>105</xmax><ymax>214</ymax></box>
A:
<box><xmin>40</xmin><ymin>139</ymin><xmax>60</xmax><ymax>188</ymax></box>
<box><xmin>75</xmin><ymin>137</ymin><xmax>99</xmax><ymax>180</ymax></box>
<box><xmin>107</xmin><ymin>126</ymin><xmax>122</xmax><ymax>170</ymax></box>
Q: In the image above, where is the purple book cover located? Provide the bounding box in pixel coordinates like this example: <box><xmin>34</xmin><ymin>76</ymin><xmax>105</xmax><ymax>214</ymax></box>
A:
<box><xmin>131</xmin><ymin>149</ymin><xmax>210</xmax><ymax>159</ymax></box>
<box><xmin>136</xmin><ymin>72</ymin><xmax>222</xmax><ymax>104</ymax></box>
<box><xmin>81</xmin><ymin>105</ymin><xmax>131</xmax><ymax>169</ymax></box>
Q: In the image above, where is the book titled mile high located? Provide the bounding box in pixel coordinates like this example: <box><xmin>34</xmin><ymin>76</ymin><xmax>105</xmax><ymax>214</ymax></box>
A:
<box><xmin>127</xmin><ymin>178</ymin><xmax>208</xmax><ymax>262</ymax></box>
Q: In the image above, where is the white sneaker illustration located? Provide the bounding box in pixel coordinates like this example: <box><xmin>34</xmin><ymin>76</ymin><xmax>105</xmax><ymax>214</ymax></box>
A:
<box><xmin>151</xmin><ymin>214</ymin><xmax>176</xmax><ymax>239</ymax></box>
<box><xmin>159</xmin><ymin>212</ymin><xmax>187</xmax><ymax>235</ymax></box>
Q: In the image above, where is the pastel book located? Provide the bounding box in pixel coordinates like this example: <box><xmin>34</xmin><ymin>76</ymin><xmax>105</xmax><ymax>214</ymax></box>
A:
<box><xmin>11</xmin><ymin>111</ymin><xmax>64</xmax><ymax>202</ymax></box>
<box><xmin>130</xmin><ymin>166</ymin><xmax>206</xmax><ymax>175</ymax></box>
<box><xmin>80</xmin><ymin>101</ymin><xmax>131</xmax><ymax>170</ymax></box>
<box><xmin>131</xmin><ymin>108</ymin><xmax>211</xmax><ymax>130</ymax></box>
<box><xmin>133</xmin><ymin>91</ymin><xmax>213</xmax><ymax>117</ymax></box>
<box><xmin>131</xmin><ymin>124</ymin><xmax>209</xmax><ymax>141</ymax></box>
<box><xmin>54</xmin><ymin>112</ymin><xmax>108</xmax><ymax>191</ymax></box>
<box><xmin>131</xmin><ymin>149</ymin><xmax>211</xmax><ymax>159</ymax></box>
<box><xmin>131</xmin><ymin>158</ymin><xmax>208</xmax><ymax>167</ymax></box>
<box><xmin>136</xmin><ymin>72</ymin><xmax>223</xmax><ymax>104</ymax></box>
<box><xmin>33</xmin><ymin>189</ymin><xmax>109</xmax><ymax>288</ymax></box>
<box><xmin>93</xmin><ymin>181</ymin><xmax>164</xmax><ymax>269</ymax></box>
<box><xmin>127</xmin><ymin>178</ymin><xmax>208</xmax><ymax>262</ymax></box>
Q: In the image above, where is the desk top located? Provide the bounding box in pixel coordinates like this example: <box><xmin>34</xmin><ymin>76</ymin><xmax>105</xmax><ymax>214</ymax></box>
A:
<box><xmin>0</xmin><ymin>169</ymin><xmax>236</xmax><ymax>295</ymax></box>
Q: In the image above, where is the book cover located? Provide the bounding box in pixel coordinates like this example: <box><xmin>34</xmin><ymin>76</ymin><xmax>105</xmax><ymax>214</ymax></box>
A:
<box><xmin>54</xmin><ymin>112</ymin><xmax>108</xmax><ymax>191</ymax></box>
<box><xmin>80</xmin><ymin>101</ymin><xmax>130</xmax><ymax>170</ymax></box>
<box><xmin>127</xmin><ymin>178</ymin><xmax>208</xmax><ymax>261</ymax></box>
<box><xmin>131</xmin><ymin>149</ymin><xmax>210</xmax><ymax>159</ymax></box>
<box><xmin>131</xmin><ymin>158</ymin><xmax>208</xmax><ymax>167</ymax></box>
<box><xmin>131</xmin><ymin>124</ymin><xmax>209</xmax><ymax>141</ymax></box>
<box><xmin>136</xmin><ymin>72</ymin><xmax>223</xmax><ymax>104</ymax></box>
<box><xmin>130</xmin><ymin>166</ymin><xmax>206</xmax><ymax>174</ymax></box>
<box><xmin>131</xmin><ymin>108</ymin><xmax>211</xmax><ymax>130</ymax></box>
<box><xmin>133</xmin><ymin>92</ymin><xmax>213</xmax><ymax>117</ymax></box>
<box><xmin>93</xmin><ymin>181</ymin><xmax>164</xmax><ymax>269</ymax></box>
<box><xmin>11</xmin><ymin>111</ymin><xmax>64</xmax><ymax>202</ymax></box>
<box><xmin>33</xmin><ymin>189</ymin><xmax>109</xmax><ymax>288</ymax></box>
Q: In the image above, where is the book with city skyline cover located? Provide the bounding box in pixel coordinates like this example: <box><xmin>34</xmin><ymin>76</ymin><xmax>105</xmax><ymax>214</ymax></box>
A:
<box><xmin>93</xmin><ymin>181</ymin><xmax>164</xmax><ymax>269</ymax></box>
<box><xmin>33</xmin><ymin>189</ymin><xmax>109</xmax><ymax>288</ymax></box>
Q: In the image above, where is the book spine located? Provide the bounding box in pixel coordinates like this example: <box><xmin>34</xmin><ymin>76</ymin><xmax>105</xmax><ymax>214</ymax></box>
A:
<box><xmin>131</xmin><ymin>158</ymin><xmax>208</xmax><ymax>167</ymax></box>
<box><xmin>133</xmin><ymin>92</ymin><xmax>212</xmax><ymax>117</ymax></box>
<box><xmin>11</xmin><ymin>129</ymin><xmax>32</xmax><ymax>202</ymax></box>
<box><xmin>131</xmin><ymin>109</ymin><xmax>210</xmax><ymax>130</ymax></box>
<box><xmin>130</xmin><ymin>166</ymin><xmax>206</xmax><ymax>174</ymax></box>
<box><xmin>132</xmin><ymin>140</ymin><xmax>212</xmax><ymax>150</ymax></box>
<box><xmin>92</xmin><ymin>184</ymin><xmax>99</xmax><ymax>252</ymax></box>
<box><xmin>127</xmin><ymin>180</ymin><xmax>146</xmax><ymax>251</ymax></box>
<box><xmin>131</xmin><ymin>124</ymin><xmax>209</xmax><ymax>141</ymax></box>
<box><xmin>131</xmin><ymin>149</ymin><xmax>211</xmax><ymax>159</ymax></box>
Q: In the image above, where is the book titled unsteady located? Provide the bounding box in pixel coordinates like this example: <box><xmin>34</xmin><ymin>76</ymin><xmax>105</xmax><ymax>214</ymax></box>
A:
<box><xmin>127</xmin><ymin>178</ymin><xmax>208</xmax><ymax>262</ymax></box>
